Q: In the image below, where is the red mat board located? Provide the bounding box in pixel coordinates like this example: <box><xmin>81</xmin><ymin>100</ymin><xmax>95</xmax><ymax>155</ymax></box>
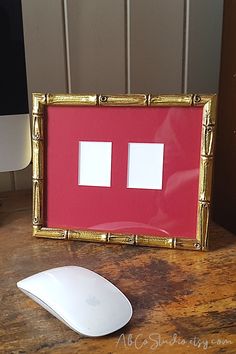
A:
<box><xmin>45</xmin><ymin>106</ymin><xmax>203</xmax><ymax>238</ymax></box>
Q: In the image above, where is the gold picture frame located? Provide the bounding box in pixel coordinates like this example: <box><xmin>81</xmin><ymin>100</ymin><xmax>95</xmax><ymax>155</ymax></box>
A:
<box><xmin>32</xmin><ymin>93</ymin><xmax>217</xmax><ymax>251</ymax></box>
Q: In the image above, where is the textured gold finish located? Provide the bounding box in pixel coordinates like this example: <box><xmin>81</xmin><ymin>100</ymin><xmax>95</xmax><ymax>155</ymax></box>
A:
<box><xmin>46</xmin><ymin>93</ymin><xmax>97</xmax><ymax>106</ymax></box>
<box><xmin>136</xmin><ymin>235</ymin><xmax>174</xmax><ymax>248</ymax></box>
<box><xmin>34</xmin><ymin>227</ymin><xmax>68</xmax><ymax>239</ymax></box>
<box><xmin>108</xmin><ymin>234</ymin><xmax>136</xmax><ymax>245</ymax></box>
<box><xmin>150</xmin><ymin>94</ymin><xmax>193</xmax><ymax>106</ymax></box>
<box><xmin>32</xmin><ymin>93</ymin><xmax>46</xmax><ymax>115</ymax></box>
<box><xmin>32</xmin><ymin>114</ymin><xmax>43</xmax><ymax>140</ymax></box>
<box><xmin>33</xmin><ymin>225</ymin><xmax>40</xmax><ymax>236</ymax></box>
<box><xmin>32</xmin><ymin>140</ymin><xmax>44</xmax><ymax>180</ymax></box>
<box><xmin>193</xmin><ymin>95</ymin><xmax>217</xmax><ymax>124</ymax></box>
<box><xmin>98</xmin><ymin>94</ymin><xmax>147</xmax><ymax>106</ymax></box>
<box><xmin>196</xmin><ymin>201</ymin><xmax>210</xmax><ymax>250</ymax></box>
<box><xmin>199</xmin><ymin>157</ymin><xmax>213</xmax><ymax>202</ymax></box>
<box><xmin>201</xmin><ymin>95</ymin><xmax>217</xmax><ymax>126</ymax></box>
<box><xmin>192</xmin><ymin>94</ymin><xmax>202</xmax><ymax>105</ymax></box>
<box><xmin>201</xmin><ymin>125</ymin><xmax>215</xmax><ymax>157</ymax></box>
<box><xmin>32</xmin><ymin>180</ymin><xmax>43</xmax><ymax>226</ymax></box>
<box><xmin>32</xmin><ymin>93</ymin><xmax>217</xmax><ymax>251</ymax></box>
<box><xmin>175</xmin><ymin>238</ymin><xmax>202</xmax><ymax>251</ymax></box>
<box><xmin>195</xmin><ymin>94</ymin><xmax>217</xmax><ymax>251</ymax></box>
<box><xmin>32</xmin><ymin>94</ymin><xmax>46</xmax><ymax>230</ymax></box>
<box><xmin>68</xmin><ymin>230</ymin><xmax>108</xmax><ymax>242</ymax></box>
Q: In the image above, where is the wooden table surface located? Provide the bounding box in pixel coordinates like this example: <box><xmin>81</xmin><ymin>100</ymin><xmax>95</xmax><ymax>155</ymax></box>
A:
<box><xmin>0</xmin><ymin>190</ymin><xmax>235</xmax><ymax>354</ymax></box>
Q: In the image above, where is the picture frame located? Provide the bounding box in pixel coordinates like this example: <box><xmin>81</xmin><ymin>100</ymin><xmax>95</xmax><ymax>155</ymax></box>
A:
<box><xmin>32</xmin><ymin>93</ymin><xmax>217</xmax><ymax>251</ymax></box>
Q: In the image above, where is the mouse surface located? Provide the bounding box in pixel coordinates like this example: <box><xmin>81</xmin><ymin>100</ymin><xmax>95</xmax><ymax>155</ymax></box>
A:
<box><xmin>17</xmin><ymin>266</ymin><xmax>132</xmax><ymax>337</ymax></box>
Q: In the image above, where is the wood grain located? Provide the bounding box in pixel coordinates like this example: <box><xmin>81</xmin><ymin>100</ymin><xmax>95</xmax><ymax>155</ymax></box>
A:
<box><xmin>0</xmin><ymin>191</ymin><xmax>235</xmax><ymax>354</ymax></box>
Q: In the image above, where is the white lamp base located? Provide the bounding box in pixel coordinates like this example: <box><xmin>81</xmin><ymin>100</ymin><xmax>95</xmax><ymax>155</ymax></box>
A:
<box><xmin>0</xmin><ymin>114</ymin><xmax>31</xmax><ymax>172</ymax></box>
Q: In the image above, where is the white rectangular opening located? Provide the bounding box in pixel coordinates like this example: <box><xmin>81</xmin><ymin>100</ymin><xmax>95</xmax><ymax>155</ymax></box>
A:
<box><xmin>127</xmin><ymin>143</ymin><xmax>164</xmax><ymax>190</ymax></box>
<box><xmin>78</xmin><ymin>141</ymin><xmax>112</xmax><ymax>187</ymax></box>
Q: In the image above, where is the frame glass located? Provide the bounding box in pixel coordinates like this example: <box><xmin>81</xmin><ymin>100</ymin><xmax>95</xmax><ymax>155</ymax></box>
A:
<box><xmin>32</xmin><ymin>93</ymin><xmax>217</xmax><ymax>251</ymax></box>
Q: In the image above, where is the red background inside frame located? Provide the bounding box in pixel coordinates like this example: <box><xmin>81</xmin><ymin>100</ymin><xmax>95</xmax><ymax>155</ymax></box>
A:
<box><xmin>45</xmin><ymin>106</ymin><xmax>203</xmax><ymax>238</ymax></box>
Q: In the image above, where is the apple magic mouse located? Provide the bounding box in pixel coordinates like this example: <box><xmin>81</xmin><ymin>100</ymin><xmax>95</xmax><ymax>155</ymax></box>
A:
<box><xmin>17</xmin><ymin>266</ymin><xmax>132</xmax><ymax>337</ymax></box>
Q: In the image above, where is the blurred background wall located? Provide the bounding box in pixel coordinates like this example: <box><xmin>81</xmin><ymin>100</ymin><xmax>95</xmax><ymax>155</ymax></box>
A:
<box><xmin>0</xmin><ymin>0</ymin><xmax>223</xmax><ymax>192</ymax></box>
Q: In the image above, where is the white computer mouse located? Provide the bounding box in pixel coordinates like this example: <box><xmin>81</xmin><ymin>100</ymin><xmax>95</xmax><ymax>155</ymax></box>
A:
<box><xmin>17</xmin><ymin>266</ymin><xmax>132</xmax><ymax>337</ymax></box>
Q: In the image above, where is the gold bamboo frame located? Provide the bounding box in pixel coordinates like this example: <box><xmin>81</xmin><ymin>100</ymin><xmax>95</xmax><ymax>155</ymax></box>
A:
<box><xmin>32</xmin><ymin>93</ymin><xmax>217</xmax><ymax>251</ymax></box>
